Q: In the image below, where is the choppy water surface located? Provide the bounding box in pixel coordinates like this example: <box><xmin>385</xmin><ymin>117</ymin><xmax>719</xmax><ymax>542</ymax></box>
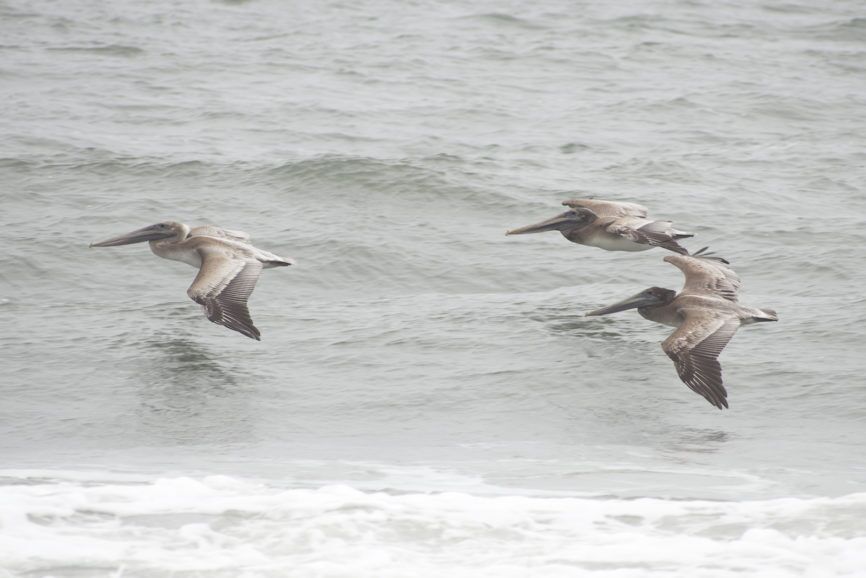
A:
<box><xmin>1</xmin><ymin>0</ymin><xmax>865</xmax><ymax>575</ymax></box>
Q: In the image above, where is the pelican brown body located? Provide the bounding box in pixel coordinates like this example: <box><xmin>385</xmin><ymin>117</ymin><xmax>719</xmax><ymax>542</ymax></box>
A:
<box><xmin>506</xmin><ymin>198</ymin><xmax>693</xmax><ymax>254</ymax></box>
<box><xmin>90</xmin><ymin>221</ymin><xmax>293</xmax><ymax>340</ymax></box>
<box><xmin>586</xmin><ymin>249</ymin><xmax>778</xmax><ymax>409</ymax></box>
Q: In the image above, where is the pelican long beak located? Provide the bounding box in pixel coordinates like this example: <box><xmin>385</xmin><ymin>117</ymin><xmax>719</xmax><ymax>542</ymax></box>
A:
<box><xmin>585</xmin><ymin>292</ymin><xmax>662</xmax><ymax>316</ymax></box>
<box><xmin>506</xmin><ymin>211</ymin><xmax>578</xmax><ymax>235</ymax></box>
<box><xmin>90</xmin><ymin>225</ymin><xmax>175</xmax><ymax>247</ymax></box>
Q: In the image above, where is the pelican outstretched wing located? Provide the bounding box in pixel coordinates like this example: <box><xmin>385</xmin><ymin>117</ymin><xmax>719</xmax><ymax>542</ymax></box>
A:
<box><xmin>664</xmin><ymin>253</ymin><xmax>741</xmax><ymax>302</ymax></box>
<box><xmin>190</xmin><ymin>225</ymin><xmax>251</xmax><ymax>243</ymax></box>
<box><xmin>662</xmin><ymin>312</ymin><xmax>741</xmax><ymax>409</ymax></box>
<box><xmin>187</xmin><ymin>248</ymin><xmax>263</xmax><ymax>340</ymax></box>
<box><xmin>561</xmin><ymin>198</ymin><xmax>648</xmax><ymax>218</ymax></box>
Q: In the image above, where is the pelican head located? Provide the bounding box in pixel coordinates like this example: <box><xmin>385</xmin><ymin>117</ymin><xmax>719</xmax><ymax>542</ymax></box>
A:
<box><xmin>506</xmin><ymin>208</ymin><xmax>595</xmax><ymax>236</ymax></box>
<box><xmin>585</xmin><ymin>287</ymin><xmax>676</xmax><ymax>316</ymax></box>
<box><xmin>90</xmin><ymin>221</ymin><xmax>189</xmax><ymax>247</ymax></box>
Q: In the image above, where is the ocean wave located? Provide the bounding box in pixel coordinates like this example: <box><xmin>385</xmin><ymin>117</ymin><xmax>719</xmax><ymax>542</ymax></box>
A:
<box><xmin>457</xmin><ymin>13</ymin><xmax>547</xmax><ymax>31</ymax></box>
<box><xmin>0</xmin><ymin>472</ymin><xmax>863</xmax><ymax>577</ymax></box>
<box><xmin>796</xmin><ymin>17</ymin><xmax>866</xmax><ymax>41</ymax></box>
<box><xmin>46</xmin><ymin>44</ymin><xmax>145</xmax><ymax>57</ymax></box>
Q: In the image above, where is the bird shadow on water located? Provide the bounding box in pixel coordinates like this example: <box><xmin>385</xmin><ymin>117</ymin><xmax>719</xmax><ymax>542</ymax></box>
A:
<box><xmin>662</xmin><ymin>427</ymin><xmax>731</xmax><ymax>456</ymax></box>
<box><xmin>131</xmin><ymin>333</ymin><xmax>255</xmax><ymax>445</ymax></box>
<box><xmin>140</xmin><ymin>334</ymin><xmax>240</xmax><ymax>390</ymax></box>
<box><xmin>528</xmin><ymin>303</ymin><xmax>630</xmax><ymax>338</ymax></box>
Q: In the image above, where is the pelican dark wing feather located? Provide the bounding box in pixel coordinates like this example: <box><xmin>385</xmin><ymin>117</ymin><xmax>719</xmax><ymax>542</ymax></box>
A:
<box><xmin>662</xmin><ymin>313</ymin><xmax>740</xmax><ymax>409</ymax></box>
<box><xmin>187</xmin><ymin>250</ymin><xmax>263</xmax><ymax>340</ymax></box>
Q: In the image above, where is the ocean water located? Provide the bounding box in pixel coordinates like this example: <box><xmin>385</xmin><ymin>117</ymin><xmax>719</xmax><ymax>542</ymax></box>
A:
<box><xmin>1</xmin><ymin>0</ymin><xmax>865</xmax><ymax>576</ymax></box>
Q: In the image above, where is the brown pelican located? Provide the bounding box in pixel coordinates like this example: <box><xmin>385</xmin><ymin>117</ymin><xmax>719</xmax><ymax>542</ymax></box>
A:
<box><xmin>506</xmin><ymin>198</ymin><xmax>693</xmax><ymax>254</ymax></box>
<box><xmin>91</xmin><ymin>222</ymin><xmax>293</xmax><ymax>340</ymax></box>
<box><xmin>585</xmin><ymin>249</ymin><xmax>777</xmax><ymax>409</ymax></box>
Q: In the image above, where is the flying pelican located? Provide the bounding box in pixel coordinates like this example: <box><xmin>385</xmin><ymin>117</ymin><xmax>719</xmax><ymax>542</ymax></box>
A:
<box><xmin>585</xmin><ymin>249</ymin><xmax>777</xmax><ymax>409</ymax></box>
<box><xmin>90</xmin><ymin>222</ymin><xmax>293</xmax><ymax>340</ymax></box>
<box><xmin>506</xmin><ymin>198</ymin><xmax>693</xmax><ymax>254</ymax></box>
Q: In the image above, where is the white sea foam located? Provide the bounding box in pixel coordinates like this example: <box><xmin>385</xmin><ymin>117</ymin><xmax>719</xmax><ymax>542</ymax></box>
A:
<box><xmin>0</xmin><ymin>472</ymin><xmax>864</xmax><ymax>578</ymax></box>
